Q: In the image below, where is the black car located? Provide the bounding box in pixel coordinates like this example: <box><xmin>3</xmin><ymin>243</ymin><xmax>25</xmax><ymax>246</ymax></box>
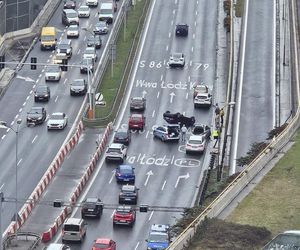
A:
<box><xmin>70</xmin><ymin>79</ymin><xmax>87</xmax><ymax>96</ymax></box>
<box><xmin>93</xmin><ymin>21</ymin><xmax>109</xmax><ymax>35</ymax></box>
<box><xmin>87</xmin><ymin>35</ymin><xmax>102</xmax><ymax>49</ymax></box>
<box><xmin>56</xmin><ymin>39</ymin><xmax>72</xmax><ymax>58</ymax></box>
<box><xmin>163</xmin><ymin>111</ymin><xmax>195</xmax><ymax>128</ymax></box>
<box><xmin>175</xmin><ymin>24</ymin><xmax>189</xmax><ymax>36</ymax></box>
<box><xmin>34</xmin><ymin>85</ymin><xmax>50</xmax><ymax>102</ymax></box>
<box><xmin>80</xmin><ymin>58</ymin><xmax>94</xmax><ymax>73</ymax></box>
<box><xmin>81</xmin><ymin>198</ymin><xmax>103</xmax><ymax>218</ymax></box>
<box><xmin>63</xmin><ymin>0</ymin><xmax>76</xmax><ymax>9</ymax></box>
<box><xmin>113</xmin><ymin>128</ymin><xmax>131</xmax><ymax>146</ymax></box>
<box><xmin>192</xmin><ymin>124</ymin><xmax>211</xmax><ymax>139</ymax></box>
<box><xmin>130</xmin><ymin>97</ymin><xmax>146</xmax><ymax>111</ymax></box>
<box><xmin>27</xmin><ymin>107</ymin><xmax>47</xmax><ymax>126</ymax></box>
<box><xmin>119</xmin><ymin>185</ymin><xmax>138</xmax><ymax>205</ymax></box>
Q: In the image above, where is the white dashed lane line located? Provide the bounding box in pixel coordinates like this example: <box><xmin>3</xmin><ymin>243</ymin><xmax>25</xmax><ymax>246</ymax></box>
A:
<box><xmin>30</xmin><ymin>90</ymin><xmax>33</xmax><ymax>94</ymax></box>
<box><xmin>186</xmin><ymin>93</ymin><xmax>189</xmax><ymax>99</ymax></box>
<box><xmin>77</xmin><ymin>49</ymin><xmax>81</xmax><ymax>54</ymax></box>
<box><xmin>166</xmin><ymin>45</ymin><xmax>168</xmax><ymax>51</ymax></box>
<box><xmin>152</xmin><ymin>110</ymin><xmax>155</xmax><ymax>117</ymax></box>
<box><xmin>148</xmin><ymin>211</ymin><xmax>154</xmax><ymax>221</ymax></box>
<box><xmin>1</xmin><ymin>135</ymin><xmax>5</xmax><ymax>140</ymax></box>
<box><xmin>110</xmin><ymin>210</ymin><xmax>115</xmax><ymax>218</ymax></box>
<box><xmin>160</xmin><ymin>74</ymin><xmax>163</xmax><ymax>81</ymax></box>
<box><xmin>161</xmin><ymin>180</ymin><xmax>167</xmax><ymax>190</ymax></box>
<box><xmin>134</xmin><ymin>242</ymin><xmax>140</xmax><ymax>250</ymax></box>
<box><xmin>191</xmin><ymin>47</ymin><xmax>194</xmax><ymax>52</ymax></box>
<box><xmin>15</xmin><ymin>115</ymin><xmax>19</xmax><ymax>120</ymax></box>
<box><xmin>22</xmin><ymin>102</ymin><xmax>26</xmax><ymax>107</ymax></box>
<box><xmin>157</xmin><ymin>92</ymin><xmax>160</xmax><ymax>98</ymax></box>
<box><xmin>10</xmin><ymin>121</ymin><xmax>14</xmax><ymax>126</ymax></box>
<box><xmin>63</xmin><ymin>78</ymin><xmax>67</xmax><ymax>84</ymax></box>
<box><xmin>19</xmin><ymin>108</ymin><xmax>22</xmax><ymax>113</ymax></box>
<box><xmin>26</xmin><ymin>96</ymin><xmax>30</xmax><ymax>100</ymax></box>
<box><xmin>193</xmin><ymin>33</ymin><xmax>195</xmax><ymax>39</ymax></box>
<box><xmin>55</xmin><ymin>96</ymin><xmax>58</xmax><ymax>102</ymax></box>
<box><xmin>168</xmin><ymin>32</ymin><xmax>171</xmax><ymax>38</ymax></box>
<box><xmin>32</xmin><ymin>135</ymin><xmax>38</xmax><ymax>144</ymax></box>
<box><xmin>17</xmin><ymin>158</ymin><xmax>22</xmax><ymax>166</ymax></box>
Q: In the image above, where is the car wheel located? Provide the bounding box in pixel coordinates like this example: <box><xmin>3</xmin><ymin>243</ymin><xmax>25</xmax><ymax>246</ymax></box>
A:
<box><xmin>161</xmin><ymin>136</ymin><xmax>166</xmax><ymax>142</ymax></box>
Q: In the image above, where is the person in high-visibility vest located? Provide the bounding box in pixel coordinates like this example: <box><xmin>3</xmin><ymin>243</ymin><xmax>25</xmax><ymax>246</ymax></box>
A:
<box><xmin>212</xmin><ymin>129</ymin><xmax>219</xmax><ymax>148</ymax></box>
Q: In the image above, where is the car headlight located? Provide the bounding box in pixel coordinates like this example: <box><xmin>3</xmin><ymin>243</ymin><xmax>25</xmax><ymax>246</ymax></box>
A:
<box><xmin>37</xmin><ymin>117</ymin><xmax>42</xmax><ymax>120</ymax></box>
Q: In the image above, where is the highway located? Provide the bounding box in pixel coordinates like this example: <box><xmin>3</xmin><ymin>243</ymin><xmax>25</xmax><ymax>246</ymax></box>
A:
<box><xmin>0</xmin><ymin>0</ymin><xmax>119</xmax><ymax>231</ymax></box>
<box><xmin>51</xmin><ymin>0</ymin><xmax>220</xmax><ymax>249</ymax></box>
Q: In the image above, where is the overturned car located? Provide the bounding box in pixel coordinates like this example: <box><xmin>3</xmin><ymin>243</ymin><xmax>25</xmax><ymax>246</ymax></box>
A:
<box><xmin>163</xmin><ymin>111</ymin><xmax>195</xmax><ymax>128</ymax></box>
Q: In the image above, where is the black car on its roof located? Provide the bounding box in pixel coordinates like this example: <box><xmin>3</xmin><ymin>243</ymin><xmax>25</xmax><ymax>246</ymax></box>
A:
<box><xmin>175</xmin><ymin>24</ymin><xmax>189</xmax><ymax>36</ymax></box>
<box><xmin>119</xmin><ymin>185</ymin><xmax>138</xmax><ymax>205</ymax></box>
<box><xmin>81</xmin><ymin>197</ymin><xmax>103</xmax><ymax>218</ymax></box>
<box><xmin>34</xmin><ymin>85</ymin><xmax>50</xmax><ymax>102</ymax></box>
<box><xmin>87</xmin><ymin>35</ymin><xmax>102</xmax><ymax>49</ymax></box>
<box><xmin>27</xmin><ymin>107</ymin><xmax>47</xmax><ymax>125</ymax></box>
<box><xmin>113</xmin><ymin>128</ymin><xmax>131</xmax><ymax>146</ymax></box>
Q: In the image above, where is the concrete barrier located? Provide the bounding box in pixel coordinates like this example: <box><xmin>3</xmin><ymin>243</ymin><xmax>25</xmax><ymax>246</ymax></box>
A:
<box><xmin>41</xmin><ymin>122</ymin><xmax>113</xmax><ymax>242</ymax></box>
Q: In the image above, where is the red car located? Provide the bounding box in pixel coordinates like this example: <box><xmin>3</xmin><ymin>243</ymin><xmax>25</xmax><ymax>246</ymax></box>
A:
<box><xmin>128</xmin><ymin>114</ymin><xmax>145</xmax><ymax>130</ymax></box>
<box><xmin>113</xmin><ymin>206</ymin><xmax>136</xmax><ymax>227</ymax></box>
<box><xmin>92</xmin><ymin>238</ymin><xmax>116</xmax><ymax>250</ymax></box>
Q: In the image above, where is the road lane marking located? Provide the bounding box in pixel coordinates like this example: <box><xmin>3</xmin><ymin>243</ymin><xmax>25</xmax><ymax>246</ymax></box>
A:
<box><xmin>171</xmin><ymin>20</ymin><xmax>174</xmax><ymax>26</ymax></box>
<box><xmin>186</xmin><ymin>93</ymin><xmax>189</xmax><ymax>99</ymax></box>
<box><xmin>109</xmin><ymin>172</ymin><xmax>114</xmax><ymax>184</ymax></box>
<box><xmin>84</xmin><ymin>36</ymin><xmax>86</xmax><ymax>41</ymax></box>
<box><xmin>33</xmin><ymin>84</ymin><xmax>36</xmax><ymax>88</ymax></box>
<box><xmin>157</xmin><ymin>92</ymin><xmax>160</xmax><ymax>98</ymax></box>
<box><xmin>35</xmin><ymin>79</ymin><xmax>38</xmax><ymax>83</ymax></box>
<box><xmin>77</xmin><ymin>49</ymin><xmax>81</xmax><ymax>54</ymax></box>
<box><xmin>110</xmin><ymin>210</ymin><xmax>115</xmax><ymax>218</ymax></box>
<box><xmin>0</xmin><ymin>184</ymin><xmax>5</xmax><ymax>191</ymax></box>
<box><xmin>193</xmin><ymin>33</ymin><xmax>195</xmax><ymax>39</ymax></box>
<box><xmin>6</xmin><ymin>128</ymin><xmax>10</xmax><ymax>133</ymax></box>
<box><xmin>10</xmin><ymin>121</ymin><xmax>14</xmax><ymax>126</ymax></box>
<box><xmin>32</xmin><ymin>135</ymin><xmax>38</xmax><ymax>143</ymax></box>
<box><xmin>55</xmin><ymin>96</ymin><xmax>58</xmax><ymax>102</ymax></box>
<box><xmin>47</xmin><ymin>59</ymin><xmax>50</xmax><ymax>63</ymax></box>
<box><xmin>42</xmin><ymin>69</ymin><xmax>45</xmax><ymax>73</ymax></box>
<box><xmin>19</xmin><ymin>108</ymin><xmax>22</xmax><ymax>113</ymax></box>
<box><xmin>22</xmin><ymin>102</ymin><xmax>26</xmax><ymax>107</ymax></box>
<box><xmin>145</xmin><ymin>130</ymin><xmax>149</xmax><ymax>138</ymax></box>
<box><xmin>134</xmin><ymin>242</ymin><xmax>140</xmax><ymax>250</ymax></box>
<box><xmin>191</xmin><ymin>47</ymin><xmax>194</xmax><ymax>52</ymax></box>
<box><xmin>195</xmin><ymin>10</ymin><xmax>198</xmax><ymax>16</ymax></box>
<box><xmin>15</xmin><ymin>115</ymin><xmax>19</xmax><ymax>120</ymax></box>
<box><xmin>161</xmin><ymin>180</ymin><xmax>166</xmax><ymax>190</ymax></box>
<box><xmin>64</xmin><ymin>78</ymin><xmax>67</xmax><ymax>85</ymax></box>
<box><xmin>168</xmin><ymin>32</ymin><xmax>171</xmax><ymax>38</ymax></box>
<box><xmin>30</xmin><ymin>90</ymin><xmax>33</xmax><ymax>94</ymax></box>
<box><xmin>17</xmin><ymin>159</ymin><xmax>22</xmax><ymax>166</ymax></box>
<box><xmin>1</xmin><ymin>135</ymin><xmax>5</xmax><ymax>140</ymax></box>
<box><xmin>166</xmin><ymin>45</ymin><xmax>168</xmax><ymax>51</ymax></box>
<box><xmin>173</xmin><ymin>10</ymin><xmax>175</xmax><ymax>15</ymax></box>
<box><xmin>148</xmin><ymin>211</ymin><xmax>154</xmax><ymax>221</ymax></box>
<box><xmin>39</xmin><ymin>74</ymin><xmax>42</xmax><ymax>78</ymax></box>
<box><xmin>160</xmin><ymin>74</ymin><xmax>163</xmax><ymax>81</ymax></box>
<box><xmin>26</xmin><ymin>96</ymin><xmax>30</xmax><ymax>100</ymax></box>
<box><xmin>94</xmin><ymin>12</ymin><xmax>97</xmax><ymax>18</ymax></box>
<box><xmin>152</xmin><ymin>110</ymin><xmax>155</xmax><ymax>117</ymax></box>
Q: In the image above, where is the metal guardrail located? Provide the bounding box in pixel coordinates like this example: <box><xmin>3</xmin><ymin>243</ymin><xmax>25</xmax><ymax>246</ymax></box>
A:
<box><xmin>3</xmin><ymin>232</ymin><xmax>40</xmax><ymax>250</ymax></box>
<box><xmin>167</xmin><ymin>0</ymin><xmax>300</xmax><ymax>249</ymax></box>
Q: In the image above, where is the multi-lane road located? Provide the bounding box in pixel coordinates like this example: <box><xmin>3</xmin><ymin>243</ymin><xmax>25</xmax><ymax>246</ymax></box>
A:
<box><xmin>0</xmin><ymin>0</ymin><xmax>118</xmax><ymax>231</ymax></box>
<box><xmin>50</xmin><ymin>0</ymin><xmax>219</xmax><ymax>249</ymax></box>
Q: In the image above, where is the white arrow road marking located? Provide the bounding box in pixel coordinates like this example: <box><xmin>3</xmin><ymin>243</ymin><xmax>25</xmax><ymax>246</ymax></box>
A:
<box><xmin>161</xmin><ymin>180</ymin><xmax>167</xmax><ymax>190</ymax></box>
<box><xmin>144</xmin><ymin>170</ymin><xmax>154</xmax><ymax>186</ymax></box>
<box><xmin>16</xmin><ymin>75</ymin><xmax>35</xmax><ymax>82</ymax></box>
<box><xmin>148</xmin><ymin>210</ymin><xmax>154</xmax><ymax>221</ymax></box>
<box><xmin>174</xmin><ymin>173</ymin><xmax>190</xmax><ymax>188</ymax></box>
<box><xmin>169</xmin><ymin>92</ymin><xmax>175</xmax><ymax>103</ymax></box>
<box><xmin>142</xmin><ymin>90</ymin><xmax>147</xmax><ymax>98</ymax></box>
<box><xmin>109</xmin><ymin>170</ymin><xmax>116</xmax><ymax>184</ymax></box>
<box><xmin>134</xmin><ymin>242</ymin><xmax>140</xmax><ymax>250</ymax></box>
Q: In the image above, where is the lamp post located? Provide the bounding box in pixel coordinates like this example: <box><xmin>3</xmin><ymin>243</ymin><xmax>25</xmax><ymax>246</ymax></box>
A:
<box><xmin>82</xmin><ymin>28</ymin><xmax>96</xmax><ymax>119</ymax></box>
<box><xmin>0</xmin><ymin>118</ymin><xmax>22</xmax><ymax>244</ymax></box>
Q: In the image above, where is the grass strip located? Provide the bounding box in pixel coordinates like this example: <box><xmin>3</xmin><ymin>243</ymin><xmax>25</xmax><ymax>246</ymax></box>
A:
<box><xmin>227</xmin><ymin>130</ymin><xmax>300</xmax><ymax>236</ymax></box>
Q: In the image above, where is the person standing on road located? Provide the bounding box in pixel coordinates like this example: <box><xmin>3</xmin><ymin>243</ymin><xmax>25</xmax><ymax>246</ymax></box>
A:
<box><xmin>181</xmin><ymin>124</ymin><xmax>188</xmax><ymax>142</ymax></box>
<box><xmin>212</xmin><ymin>129</ymin><xmax>219</xmax><ymax>148</ymax></box>
<box><xmin>214</xmin><ymin>103</ymin><xmax>220</xmax><ymax>116</ymax></box>
<box><xmin>220</xmin><ymin>108</ymin><xmax>225</xmax><ymax>126</ymax></box>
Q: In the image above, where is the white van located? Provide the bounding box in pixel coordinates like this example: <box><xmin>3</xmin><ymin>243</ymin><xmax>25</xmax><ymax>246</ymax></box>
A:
<box><xmin>62</xmin><ymin>218</ymin><xmax>87</xmax><ymax>243</ymax></box>
<box><xmin>98</xmin><ymin>2</ymin><xmax>114</xmax><ymax>24</ymax></box>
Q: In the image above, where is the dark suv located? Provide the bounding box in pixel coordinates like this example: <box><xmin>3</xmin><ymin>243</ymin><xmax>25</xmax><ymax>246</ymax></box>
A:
<box><xmin>113</xmin><ymin>128</ymin><xmax>131</xmax><ymax>146</ymax></box>
<box><xmin>87</xmin><ymin>35</ymin><xmax>102</xmax><ymax>49</ymax></box>
<box><xmin>175</xmin><ymin>24</ymin><xmax>189</xmax><ymax>36</ymax></box>
<box><xmin>27</xmin><ymin>107</ymin><xmax>47</xmax><ymax>126</ymax></box>
<box><xmin>63</xmin><ymin>0</ymin><xmax>76</xmax><ymax>9</ymax></box>
<box><xmin>119</xmin><ymin>185</ymin><xmax>138</xmax><ymax>205</ymax></box>
<box><xmin>81</xmin><ymin>198</ymin><xmax>103</xmax><ymax>219</ymax></box>
<box><xmin>34</xmin><ymin>85</ymin><xmax>50</xmax><ymax>102</ymax></box>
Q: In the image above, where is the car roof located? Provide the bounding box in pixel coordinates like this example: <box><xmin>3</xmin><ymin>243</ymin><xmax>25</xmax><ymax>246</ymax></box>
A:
<box><xmin>95</xmin><ymin>238</ymin><xmax>111</xmax><ymax>244</ymax></box>
<box><xmin>151</xmin><ymin>224</ymin><xmax>169</xmax><ymax>233</ymax></box>
<box><xmin>85</xmin><ymin>197</ymin><xmax>99</xmax><ymax>203</ymax></box>
<box><xmin>119</xmin><ymin>165</ymin><xmax>133</xmax><ymax>170</ymax></box>
<box><xmin>109</xmin><ymin>143</ymin><xmax>123</xmax><ymax>149</ymax></box>
<box><xmin>59</xmin><ymin>39</ymin><xmax>71</xmax><ymax>45</ymax></box>
<box><xmin>64</xmin><ymin>217</ymin><xmax>82</xmax><ymax>225</ymax></box>
<box><xmin>131</xmin><ymin>113</ymin><xmax>143</xmax><ymax>118</ymax></box>
<box><xmin>51</xmin><ymin>112</ymin><xmax>64</xmax><ymax>116</ymax></box>
<box><xmin>131</xmin><ymin>97</ymin><xmax>144</xmax><ymax>100</ymax></box>
<box><xmin>121</xmin><ymin>185</ymin><xmax>135</xmax><ymax>191</ymax></box>
<box><xmin>64</xmin><ymin>8</ymin><xmax>77</xmax><ymax>14</ymax></box>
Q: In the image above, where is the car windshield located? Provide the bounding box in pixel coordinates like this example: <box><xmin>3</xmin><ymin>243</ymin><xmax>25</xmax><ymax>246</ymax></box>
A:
<box><xmin>29</xmin><ymin>108</ymin><xmax>42</xmax><ymax>114</ymax></box>
<box><xmin>58</xmin><ymin>44</ymin><xmax>69</xmax><ymax>49</ymax></box>
<box><xmin>131</xmin><ymin>116</ymin><xmax>141</xmax><ymax>121</ymax></box>
<box><xmin>67</xmin><ymin>12</ymin><xmax>77</xmax><ymax>18</ymax></box>
<box><xmin>120</xmin><ymin>168</ymin><xmax>132</xmax><ymax>174</ymax></box>
<box><xmin>108</xmin><ymin>148</ymin><xmax>121</xmax><ymax>153</ymax></box>
<box><xmin>94</xmin><ymin>243</ymin><xmax>109</xmax><ymax>249</ymax></box>
<box><xmin>72</xmin><ymin>80</ymin><xmax>84</xmax><ymax>86</ymax></box>
<box><xmin>41</xmin><ymin>35</ymin><xmax>55</xmax><ymax>41</ymax></box>
<box><xmin>188</xmin><ymin>139</ymin><xmax>203</xmax><ymax>144</ymax></box>
<box><xmin>148</xmin><ymin>233</ymin><xmax>168</xmax><ymax>243</ymax></box>
<box><xmin>51</xmin><ymin>114</ymin><xmax>63</xmax><ymax>120</ymax></box>
<box><xmin>83</xmin><ymin>202</ymin><xmax>96</xmax><ymax>208</ymax></box>
<box><xmin>116</xmin><ymin>209</ymin><xmax>131</xmax><ymax>214</ymax></box>
<box><xmin>68</xmin><ymin>25</ymin><xmax>78</xmax><ymax>31</ymax></box>
<box><xmin>172</xmin><ymin>53</ymin><xmax>182</xmax><ymax>59</ymax></box>
<box><xmin>79</xmin><ymin>6</ymin><xmax>89</xmax><ymax>11</ymax></box>
<box><xmin>263</xmin><ymin>234</ymin><xmax>300</xmax><ymax>249</ymax></box>
<box><xmin>116</xmin><ymin>131</ymin><xmax>127</xmax><ymax>137</ymax></box>
<box><xmin>132</xmin><ymin>98</ymin><xmax>143</xmax><ymax>103</ymax></box>
<box><xmin>64</xmin><ymin>225</ymin><xmax>79</xmax><ymax>231</ymax></box>
<box><xmin>100</xmin><ymin>9</ymin><xmax>112</xmax><ymax>14</ymax></box>
<box><xmin>46</xmin><ymin>65</ymin><xmax>60</xmax><ymax>72</ymax></box>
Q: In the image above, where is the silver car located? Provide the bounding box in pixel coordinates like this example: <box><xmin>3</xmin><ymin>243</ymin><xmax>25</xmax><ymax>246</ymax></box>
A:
<box><xmin>168</xmin><ymin>52</ymin><xmax>185</xmax><ymax>68</ymax></box>
<box><xmin>47</xmin><ymin>112</ymin><xmax>68</xmax><ymax>130</ymax></box>
<box><xmin>78</xmin><ymin>5</ymin><xmax>90</xmax><ymax>17</ymax></box>
<box><xmin>67</xmin><ymin>24</ymin><xmax>79</xmax><ymax>38</ymax></box>
<box><xmin>45</xmin><ymin>65</ymin><xmax>62</xmax><ymax>81</ymax></box>
<box><xmin>83</xmin><ymin>47</ymin><xmax>97</xmax><ymax>62</ymax></box>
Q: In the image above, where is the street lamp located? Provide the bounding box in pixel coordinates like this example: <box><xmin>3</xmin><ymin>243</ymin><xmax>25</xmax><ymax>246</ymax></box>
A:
<box><xmin>82</xmin><ymin>27</ymin><xmax>96</xmax><ymax>120</ymax></box>
<box><xmin>0</xmin><ymin>118</ymin><xmax>22</xmax><ymax>245</ymax></box>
